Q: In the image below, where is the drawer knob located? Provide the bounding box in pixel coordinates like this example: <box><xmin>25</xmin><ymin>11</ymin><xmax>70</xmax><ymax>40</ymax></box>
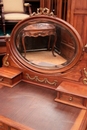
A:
<box><xmin>0</xmin><ymin>78</ymin><xmax>3</xmax><ymax>81</ymax></box>
<box><xmin>69</xmin><ymin>96</ymin><xmax>73</xmax><ymax>101</ymax></box>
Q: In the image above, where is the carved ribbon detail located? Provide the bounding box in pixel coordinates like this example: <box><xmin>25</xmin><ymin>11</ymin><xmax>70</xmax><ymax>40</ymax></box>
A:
<box><xmin>31</xmin><ymin>8</ymin><xmax>54</xmax><ymax>16</ymax></box>
<box><xmin>25</xmin><ymin>73</ymin><xmax>57</xmax><ymax>86</ymax></box>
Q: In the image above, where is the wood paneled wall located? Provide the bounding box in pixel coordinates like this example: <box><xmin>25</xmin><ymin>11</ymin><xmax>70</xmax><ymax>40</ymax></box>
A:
<box><xmin>40</xmin><ymin>0</ymin><xmax>87</xmax><ymax>45</ymax></box>
<box><xmin>68</xmin><ymin>0</ymin><xmax>87</xmax><ymax>45</ymax></box>
<box><xmin>40</xmin><ymin>0</ymin><xmax>63</xmax><ymax>18</ymax></box>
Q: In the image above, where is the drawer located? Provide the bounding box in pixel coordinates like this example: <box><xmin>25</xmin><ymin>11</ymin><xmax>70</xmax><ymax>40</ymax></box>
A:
<box><xmin>0</xmin><ymin>76</ymin><xmax>12</xmax><ymax>85</ymax></box>
<box><xmin>0</xmin><ymin>67</ymin><xmax>22</xmax><ymax>87</ymax></box>
<box><xmin>59</xmin><ymin>92</ymin><xmax>83</xmax><ymax>106</ymax></box>
<box><xmin>0</xmin><ymin>74</ymin><xmax>22</xmax><ymax>85</ymax></box>
<box><xmin>55</xmin><ymin>92</ymin><xmax>87</xmax><ymax>109</ymax></box>
<box><xmin>55</xmin><ymin>81</ymin><xmax>87</xmax><ymax>109</ymax></box>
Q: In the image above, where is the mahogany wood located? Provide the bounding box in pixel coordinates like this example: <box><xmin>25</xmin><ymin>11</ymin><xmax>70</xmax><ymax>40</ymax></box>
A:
<box><xmin>66</xmin><ymin>0</ymin><xmax>87</xmax><ymax>46</ymax></box>
<box><xmin>55</xmin><ymin>81</ymin><xmax>87</xmax><ymax>109</ymax></box>
<box><xmin>0</xmin><ymin>4</ymin><xmax>87</xmax><ymax>129</ymax></box>
<box><xmin>0</xmin><ymin>82</ymin><xmax>86</xmax><ymax>130</ymax></box>
<box><xmin>40</xmin><ymin>0</ymin><xmax>87</xmax><ymax>47</ymax></box>
<box><xmin>0</xmin><ymin>67</ymin><xmax>22</xmax><ymax>87</ymax></box>
<box><xmin>0</xmin><ymin>116</ymin><xmax>33</xmax><ymax>130</ymax></box>
<box><xmin>40</xmin><ymin>0</ymin><xmax>63</xmax><ymax>18</ymax></box>
<box><xmin>40</xmin><ymin>0</ymin><xmax>51</xmax><ymax>11</ymax></box>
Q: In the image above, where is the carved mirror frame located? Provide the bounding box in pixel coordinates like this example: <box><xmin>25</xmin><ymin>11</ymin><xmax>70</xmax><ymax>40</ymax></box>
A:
<box><xmin>5</xmin><ymin>9</ymin><xmax>83</xmax><ymax>75</ymax></box>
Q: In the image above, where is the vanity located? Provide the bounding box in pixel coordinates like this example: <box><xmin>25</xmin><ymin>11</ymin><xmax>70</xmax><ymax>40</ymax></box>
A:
<box><xmin>0</xmin><ymin>8</ymin><xmax>87</xmax><ymax>130</ymax></box>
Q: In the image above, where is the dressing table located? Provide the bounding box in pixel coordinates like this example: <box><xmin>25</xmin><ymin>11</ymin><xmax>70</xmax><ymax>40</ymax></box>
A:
<box><xmin>22</xmin><ymin>23</ymin><xmax>57</xmax><ymax>57</ymax></box>
<box><xmin>0</xmin><ymin>8</ymin><xmax>87</xmax><ymax>130</ymax></box>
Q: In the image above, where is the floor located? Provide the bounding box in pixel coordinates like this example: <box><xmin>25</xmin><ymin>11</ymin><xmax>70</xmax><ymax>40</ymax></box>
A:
<box><xmin>23</xmin><ymin>50</ymin><xmax>67</xmax><ymax>68</ymax></box>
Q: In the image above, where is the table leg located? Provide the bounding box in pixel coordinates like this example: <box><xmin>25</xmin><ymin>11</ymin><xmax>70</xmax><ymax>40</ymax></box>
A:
<box><xmin>52</xmin><ymin>33</ymin><xmax>57</xmax><ymax>57</ymax></box>
<box><xmin>48</xmin><ymin>35</ymin><xmax>51</xmax><ymax>51</ymax></box>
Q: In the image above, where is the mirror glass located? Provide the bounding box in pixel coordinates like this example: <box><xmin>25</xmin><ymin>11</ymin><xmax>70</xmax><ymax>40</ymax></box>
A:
<box><xmin>15</xmin><ymin>18</ymin><xmax>76</xmax><ymax>69</ymax></box>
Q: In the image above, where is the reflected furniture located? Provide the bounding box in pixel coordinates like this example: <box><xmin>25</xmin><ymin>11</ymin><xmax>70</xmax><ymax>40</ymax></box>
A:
<box><xmin>0</xmin><ymin>8</ymin><xmax>87</xmax><ymax>130</ymax></box>
<box><xmin>22</xmin><ymin>23</ymin><xmax>57</xmax><ymax>57</ymax></box>
<box><xmin>0</xmin><ymin>0</ymin><xmax>32</xmax><ymax>34</ymax></box>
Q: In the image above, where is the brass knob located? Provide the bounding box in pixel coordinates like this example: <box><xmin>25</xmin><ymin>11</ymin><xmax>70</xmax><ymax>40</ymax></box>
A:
<box><xmin>69</xmin><ymin>96</ymin><xmax>73</xmax><ymax>101</ymax></box>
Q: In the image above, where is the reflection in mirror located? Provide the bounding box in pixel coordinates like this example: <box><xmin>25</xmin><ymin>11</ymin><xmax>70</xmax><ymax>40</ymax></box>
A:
<box><xmin>15</xmin><ymin>20</ymin><xmax>76</xmax><ymax>69</ymax></box>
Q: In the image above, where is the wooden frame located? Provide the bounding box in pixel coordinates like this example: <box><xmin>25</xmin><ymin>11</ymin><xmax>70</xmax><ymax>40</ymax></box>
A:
<box><xmin>9</xmin><ymin>14</ymin><xmax>83</xmax><ymax>74</ymax></box>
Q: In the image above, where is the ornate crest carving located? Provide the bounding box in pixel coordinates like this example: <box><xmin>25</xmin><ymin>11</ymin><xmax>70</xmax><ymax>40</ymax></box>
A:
<box><xmin>30</xmin><ymin>8</ymin><xmax>54</xmax><ymax>16</ymax></box>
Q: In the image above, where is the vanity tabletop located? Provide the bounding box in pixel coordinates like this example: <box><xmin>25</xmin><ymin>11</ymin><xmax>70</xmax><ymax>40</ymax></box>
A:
<box><xmin>24</xmin><ymin>23</ymin><xmax>55</xmax><ymax>31</ymax></box>
<box><xmin>0</xmin><ymin>82</ymin><xmax>85</xmax><ymax>130</ymax></box>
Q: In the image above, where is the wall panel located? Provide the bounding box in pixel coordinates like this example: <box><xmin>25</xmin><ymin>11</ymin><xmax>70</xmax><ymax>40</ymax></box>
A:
<box><xmin>69</xmin><ymin>0</ymin><xmax>87</xmax><ymax>45</ymax></box>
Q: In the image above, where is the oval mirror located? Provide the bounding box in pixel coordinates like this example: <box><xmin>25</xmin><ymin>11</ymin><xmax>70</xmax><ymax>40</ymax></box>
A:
<box><xmin>10</xmin><ymin>9</ymin><xmax>83</xmax><ymax>74</ymax></box>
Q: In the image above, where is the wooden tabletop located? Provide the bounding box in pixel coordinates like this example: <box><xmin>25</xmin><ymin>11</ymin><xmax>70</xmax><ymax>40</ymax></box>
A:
<box><xmin>0</xmin><ymin>81</ymin><xmax>83</xmax><ymax>130</ymax></box>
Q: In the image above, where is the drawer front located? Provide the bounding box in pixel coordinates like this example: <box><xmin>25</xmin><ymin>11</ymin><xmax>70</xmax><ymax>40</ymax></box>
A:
<box><xmin>0</xmin><ymin>76</ymin><xmax>12</xmax><ymax>85</ymax></box>
<box><xmin>59</xmin><ymin>92</ymin><xmax>83</xmax><ymax>106</ymax></box>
